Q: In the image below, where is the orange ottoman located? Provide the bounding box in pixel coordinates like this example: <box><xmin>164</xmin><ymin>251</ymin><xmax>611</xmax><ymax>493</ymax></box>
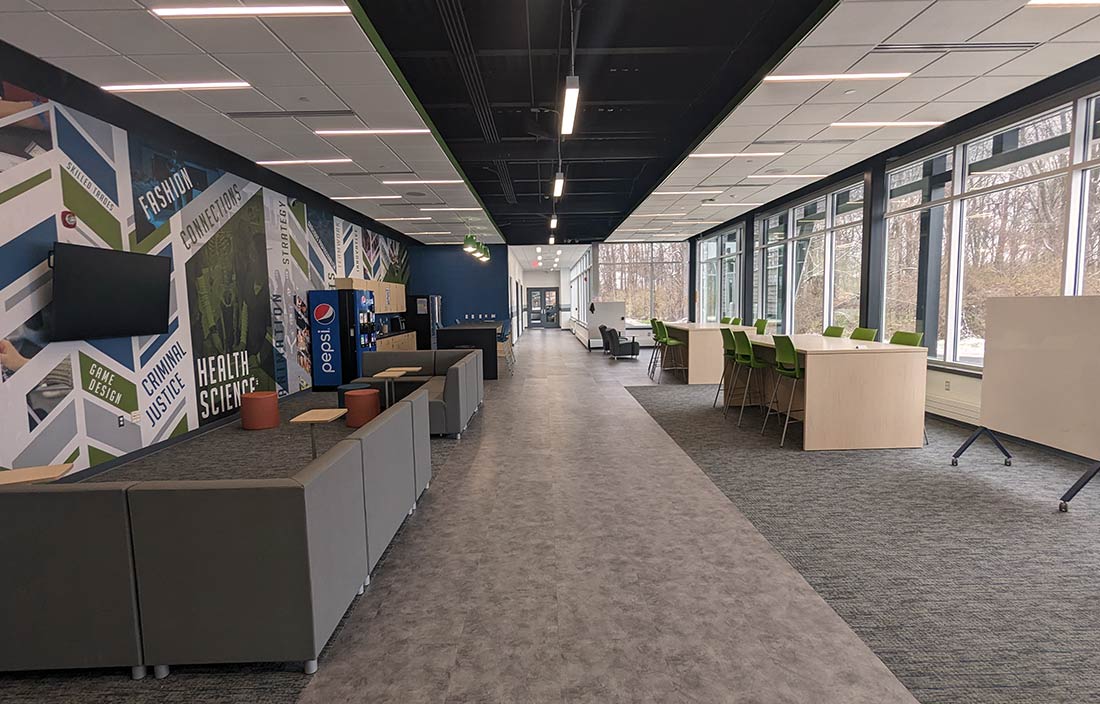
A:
<box><xmin>345</xmin><ymin>389</ymin><xmax>381</xmax><ymax>428</ymax></box>
<box><xmin>241</xmin><ymin>391</ymin><xmax>279</xmax><ymax>430</ymax></box>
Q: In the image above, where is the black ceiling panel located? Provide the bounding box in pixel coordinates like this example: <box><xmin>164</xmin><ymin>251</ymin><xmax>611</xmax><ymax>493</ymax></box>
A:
<box><xmin>357</xmin><ymin>0</ymin><xmax>836</xmax><ymax>244</ymax></box>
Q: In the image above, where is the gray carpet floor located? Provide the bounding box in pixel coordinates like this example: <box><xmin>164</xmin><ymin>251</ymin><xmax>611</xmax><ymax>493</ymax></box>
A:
<box><xmin>627</xmin><ymin>383</ymin><xmax>1100</xmax><ymax>704</ymax></box>
<box><xmin>0</xmin><ymin>393</ymin><xmax>461</xmax><ymax>704</ymax></box>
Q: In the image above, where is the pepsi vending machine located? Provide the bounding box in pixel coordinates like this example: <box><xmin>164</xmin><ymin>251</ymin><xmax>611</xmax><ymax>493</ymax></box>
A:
<box><xmin>308</xmin><ymin>289</ymin><xmax>376</xmax><ymax>390</ymax></box>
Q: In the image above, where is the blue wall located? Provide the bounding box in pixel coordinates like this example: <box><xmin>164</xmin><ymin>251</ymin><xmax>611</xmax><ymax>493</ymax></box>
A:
<box><xmin>407</xmin><ymin>244</ymin><xmax>508</xmax><ymax>326</ymax></box>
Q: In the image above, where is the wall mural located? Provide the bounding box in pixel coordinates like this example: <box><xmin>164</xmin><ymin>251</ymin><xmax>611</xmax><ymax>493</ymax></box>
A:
<box><xmin>0</xmin><ymin>79</ymin><xmax>409</xmax><ymax>477</ymax></box>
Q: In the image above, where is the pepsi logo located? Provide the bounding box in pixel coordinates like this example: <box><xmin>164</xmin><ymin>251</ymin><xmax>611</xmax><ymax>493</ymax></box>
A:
<box><xmin>313</xmin><ymin>303</ymin><xmax>336</xmax><ymax>325</ymax></box>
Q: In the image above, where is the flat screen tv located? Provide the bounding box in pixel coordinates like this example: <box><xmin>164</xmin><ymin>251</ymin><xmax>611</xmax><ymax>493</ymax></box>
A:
<box><xmin>51</xmin><ymin>243</ymin><xmax>171</xmax><ymax>341</ymax></box>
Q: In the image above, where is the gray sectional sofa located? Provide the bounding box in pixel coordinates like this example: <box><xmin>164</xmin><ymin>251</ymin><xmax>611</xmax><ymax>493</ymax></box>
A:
<box><xmin>340</xmin><ymin>349</ymin><xmax>483</xmax><ymax>438</ymax></box>
<box><xmin>0</xmin><ymin>395</ymin><xmax>430</xmax><ymax>679</ymax></box>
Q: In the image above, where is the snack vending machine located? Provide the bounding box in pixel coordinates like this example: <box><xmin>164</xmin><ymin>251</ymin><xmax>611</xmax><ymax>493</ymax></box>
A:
<box><xmin>308</xmin><ymin>289</ymin><xmax>376</xmax><ymax>390</ymax></box>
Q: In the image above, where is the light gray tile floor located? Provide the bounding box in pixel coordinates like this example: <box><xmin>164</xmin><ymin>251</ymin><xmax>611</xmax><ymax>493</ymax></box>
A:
<box><xmin>297</xmin><ymin>329</ymin><xmax>917</xmax><ymax>704</ymax></box>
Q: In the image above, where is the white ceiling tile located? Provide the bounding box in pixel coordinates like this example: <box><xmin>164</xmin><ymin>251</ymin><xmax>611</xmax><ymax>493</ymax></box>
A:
<box><xmin>36</xmin><ymin>0</ymin><xmax>141</xmax><ymax>8</ymax></box>
<box><xmin>119</xmin><ymin>90</ymin><xmax>220</xmax><ymax>117</ymax></box>
<box><xmin>705</xmin><ymin>124</ymin><xmax>770</xmax><ymax>143</ymax></box>
<box><xmin>760</xmin><ymin>124</ymin><xmax>826</xmax><ymax>141</ymax></box>
<box><xmin>939</xmin><ymin>75</ymin><xmax>1038</xmax><ymax>101</ymax></box>
<box><xmin>215</xmin><ymin>53</ymin><xmax>320</xmax><ymax>87</ymax></box>
<box><xmin>721</xmin><ymin>104</ymin><xmax>797</xmax><ymax>126</ymax></box>
<box><xmin>802</xmin><ymin>1</ymin><xmax>932</xmax><ymax>46</ymax></box>
<box><xmin>193</xmin><ymin>88</ymin><xmax>282</xmax><ymax>113</ymax></box>
<box><xmin>335</xmin><ymin>85</ymin><xmax>420</xmax><ymax>124</ymax></box>
<box><xmin>887</xmin><ymin>1</ymin><xmax>1023</xmax><ymax>43</ymax></box>
<box><xmin>168</xmin><ymin>111</ymin><xmax>254</xmax><ymax>136</ymax></box>
<box><xmin>903</xmin><ymin>101</ymin><xmax>987</xmax><ymax>122</ymax></box>
<box><xmin>48</xmin><ymin>55</ymin><xmax>159</xmax><ymax>84</ymax></box>
<box><xmin>812</xmin><ymin>155</ymin><xmax>861</xmax><ymax>172</ymax></box>
<box><xmin>129</xmin><ymin>53</ymin><xmax>238</xmax><ymax>81</ymax></box>
<box><xmin>874</xmin><ymin>76</ymin><xmax>971</xmax><ymax>102</ymax></box>
<box><xmin>739</xmin><ymin>83</ymin><xmax>822</xmax><ymax>107</ymax></box>
<box><xmin>970</xmin><ymin>6</ymin><xmax>1100</xmax><ymax>43</ymax></box>
<box><xmin>0</xmin><ymin>11</ymin><xmax>115</xmax><ymax>57</ymax></box>
<box><xmin>0</xmin><ymin>0</ymin><xmax>43</xmax><ymax>10</ymax></box>
<box><xmin>773</xmin><ymin>45</ymin><xmax>876</xmax><ymax>75</ymax></box>
<box><xmin>789</xmin><ymin>141</ymin><xmax>851</xmax><ymax>156</ymax></box>
<box><xmin>297</xmin><ymin>52</ymin><xmax>394</xmax><ymax>87</ymax></box>
<box><xmin>56</xmin><ymin>10</ymin><xmax>197</xmax><ymax>55</ymax></box>
<box><xmin>806</xmin><ymin>80</ymin><xmax>893</xmax><ymax>104</ymax></box>
<box><xmin>848</xmin><ymin>51</ymin><xmax>943</xmax><ymax>74</ymax></box>
<box><xmin>298</xmin><ymin>115</ymin><xmax>367</xmax><ymax>131</ymax></box>
<box><xmin>781</xmin><ymin>103</ymin><xmax>857</xmax><ymax>125</ymax></box>
<box><xmin>1055</xmin><ymin>15</ymin><xmax>1100</xmax><ymax>42</ymax></box>
<box><xmin>915</xmin><ymin>50</ymin><xmax>1021</xmax><ymax>77</ymax></box>
<box><xmin>170</xmin><ymin>18</ymin><xmax>286</xmax><ymax>54</ymax></box>
<box><xmin>259</xmin><ymin>84</ymin><xmax>347</xmax><ymax>112</ymax></box>
<box><xmin>262</xmin><ymin>16</ymin><xmax>372</xmax><ymax>53</ymax></box>
<box><xmin>986</xmin><ymin>42</ymin><xmax>1100</xmax><ymax>76</ymax></box>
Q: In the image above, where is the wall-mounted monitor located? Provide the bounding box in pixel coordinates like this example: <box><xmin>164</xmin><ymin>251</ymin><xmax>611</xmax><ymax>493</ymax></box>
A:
<box><xmin>51</xmin><ymin>242</ymin><xmax>171</xmax><ymax>341</ymax></box>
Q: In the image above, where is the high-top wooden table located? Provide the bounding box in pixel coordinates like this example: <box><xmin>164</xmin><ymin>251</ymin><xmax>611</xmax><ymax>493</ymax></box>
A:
<box><xmin>662</xmin><ymin>322</ymin><xmax>757</xmax><ymax>384</ymax></box>
<box><xmin>0</xmin><ymin>463</ymin><xmax>73</xmax><ymax>486</ymax></box>
<box><xmin>290</xmin><ymin>409</ymin><xmax>348</xmax><ymax>459</ymax></box>
<box><xmin>726</xmin><ymin>334</ymin><xmax>927</xmax><ymax>451</ymax></box>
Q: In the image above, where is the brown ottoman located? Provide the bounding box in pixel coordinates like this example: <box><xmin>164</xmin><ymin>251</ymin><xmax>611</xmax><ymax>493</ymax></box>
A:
<box><xmin>345</xmin><ymin>389</ymin><xmax>381</xmax><ymax>428</ymax></box>
<box><xmin>240</xmin><ymin>391</ymin><xmax>279</xmax><ymax>430</ymax></box>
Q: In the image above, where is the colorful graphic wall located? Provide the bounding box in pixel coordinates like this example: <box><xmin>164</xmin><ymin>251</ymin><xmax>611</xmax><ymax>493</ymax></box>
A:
<box><xmin>0</xmin><ymin>79</ymin><xmax>409</xmax><ymax>477</ymax></box>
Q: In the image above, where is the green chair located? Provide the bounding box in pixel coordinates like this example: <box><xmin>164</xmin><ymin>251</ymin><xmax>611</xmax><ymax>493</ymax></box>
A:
<box><xmin>647</xmin><ymin>318</ymin><xmax>663</xmax><ymax>378</ymax></box>
<box><xmin>729</xmin><ymin>330</ymin><xmax>770</xmax><ymax>425</ymax></box>
<box><xmin>889</xmin><ymin>330</ymin><xmax>924</xmax><ymax>346</ymax></box>
<box><xmin>762</xmin><ymin>335</ymin><xmax>804</xmax><ymax>447</ymax></box>
<box><xmin>729</xmin><ymin>317</ymin><xmax>742</xmax><ymax>325</ymax></box>
<box><xmin>713</xmin><ymin>328</ymin><xmax>738</xmax><ymax>408</ymax></box>
<box><xmin>823</xmin><ymin>326</ymin><xmax>844</xmax><ymax>338</ymax></box>
<box><xmin>754</xmin><ymin>319</ymin><xmax>768</xmax><ymax>335</ymax></box>
<box><xmin>654</xmin><ymin>320</ymin><xmax>686</xmax><ymax>383</ymax></box>
<box><xmin>720</xmin><ymin>316</ymin><xmax>731</xmax><ymax>324</ymax></box>
<box><xmin>850</xmin><ymin>327</ymin><xmax>877</xmax><ymax>341</ymax></box>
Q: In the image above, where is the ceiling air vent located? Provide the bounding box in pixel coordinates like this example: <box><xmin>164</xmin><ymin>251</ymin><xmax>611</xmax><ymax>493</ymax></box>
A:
<box><xmin>872</xmin><ymin>42</ymin><xmax>1037</xmax><ymax>53</ymax></box>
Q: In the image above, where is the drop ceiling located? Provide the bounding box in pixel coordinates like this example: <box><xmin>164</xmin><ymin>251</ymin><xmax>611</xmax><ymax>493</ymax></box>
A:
<box><xmin>509</xmin><ymin>244</ymin><xmax>588</xmax><ymax>272</ymax></box>
<box><xmin>0</xmin><ymin>0</ymin><xmax>503</xmax><ymax>246</ymax></box>
<box><xmin>606</xmin><ymin>0</ymin><xmax>1100</xmax><ymax>242</ymax></box>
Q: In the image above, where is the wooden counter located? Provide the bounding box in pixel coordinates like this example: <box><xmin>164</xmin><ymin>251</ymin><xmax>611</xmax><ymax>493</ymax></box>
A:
<box><xmin>727</xmin><ymin>334</ymin><xmax>927</xmax><ymax>451</ymax></box>
<box><xmin>663</xmin><ymin>323</ymin><xmax>756</xmax><ymax>385</ymax></box>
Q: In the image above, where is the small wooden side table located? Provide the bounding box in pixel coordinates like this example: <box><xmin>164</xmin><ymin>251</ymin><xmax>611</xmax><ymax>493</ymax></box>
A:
<box><xmin>374</xmin><ymin>368</ymin><xmax>413</xmax><ymax>408</ymax></box>
<box><xmin>290</xmin><ymin>409</ymin><xmax>348</xmax><ymax>459</ymax></box>
<box><xmin>0</xmin><ymin>463</ymin><xmax>73</xmax><ymax>487</ymax></box>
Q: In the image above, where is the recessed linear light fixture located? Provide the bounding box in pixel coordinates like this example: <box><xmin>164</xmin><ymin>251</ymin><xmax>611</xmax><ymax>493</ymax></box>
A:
<box><xmin>378</xmin><ymin>216</ymin><xmax>432</xmax><ymax>222</ymax></box>
<box><xmin>257</xmin><ymin>157</ymin><xmax>351</xmax><ymax>165</ymax></box>
<box><xmin>419</xmin><ymin>207</ymin><xmax>481</xmax><ymax>212</ymax></box>
<box><xmin>550</xmin><ymin>216</ymin><xmax>558</xmax><ymax>229</ymax></box>
<box><xmin>700</xmin><ymin>202</ymin><xmax>763</xmax><ymax>207</ymax></box>
<box><xmin>382</xmin><ymin>179</ymin><xmax>463</xmax><ymax>185</ymax></box>
<box><xmin>549</xmin><ymin>235</ymin><xmax>555</xmax><ymax>245</ymax></box>
<box><xmin>102</xmin><ymin>81</ymin><xmax>249</xmax><ymax>93</ymax></box>
<box><xmin>688</xmin><ymin>152</ymin><xmax>785</xmax><ymax>158</ymax></box>
<box><xmin>561</xmin><ymin>75</ymin><xmax>580</xmax><ymax>135</ymax></box>
<box><xmin>763</xmin><ymin>72</ymin><xmax>910</xmax><ymax>82</ymax></box>
<box><xmin>1028</xmin><ymin>0</ymin><xmax>1100</xmax><ymax>5</ymax></box>
<box><xmin>316</xmin><ymin>128</ymin><xmax>430</xmax><ymax>135</ymax></box>
<box><xmin>652</xmin><ymin>190</ymin><xmax>725</xmax><ymax>195</ymax></box>
<box><xmin>831</xmin><ymin>121</ymin><xmax>944</xmax><ymax>128</ymax></box>
<box><xmin>749</xmin><ymin>174</ymin><xmax>827</xmax><ymax>179</ymax></box>
<box><xmin>152</xmin><ymin>5</ymin><xmax>350</xmax><ymax>18</ymax></box>
<box><xmin>415</xmin><ymin>231</ymin><xmax>453</xmax><ymax>235</ymax></box>
<box><xmin>552</xmin><ymin>172</ymin><xmax>565</xmax><ymax>198</ymax></box>
<box><xmin>333</xmin><ymin>195</ymin><xmax>401</xmax><ymax>201</ymax></box>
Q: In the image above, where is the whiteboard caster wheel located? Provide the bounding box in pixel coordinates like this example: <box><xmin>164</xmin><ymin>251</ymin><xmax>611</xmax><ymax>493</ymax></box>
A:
<box><xmin>950</xmin><ymin>458</ymin><xmax>958</xmax><ymax>467</ymax></box>
<box><xmin>1059</xmin><ymin>501</ymin><xmax>1069</xmax><ymax>513</ymax></box>
<box><xmin>1004</xmin><ymin>459</ymin><xmax>1012</xmax><ymax>466</ymax></box>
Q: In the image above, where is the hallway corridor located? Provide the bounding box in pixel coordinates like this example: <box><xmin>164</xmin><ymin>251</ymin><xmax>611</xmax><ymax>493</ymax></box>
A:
<box><xmin>298</xmin><ymin>328</ymin><xmax>915</xmax><ymax>704</ymax></box>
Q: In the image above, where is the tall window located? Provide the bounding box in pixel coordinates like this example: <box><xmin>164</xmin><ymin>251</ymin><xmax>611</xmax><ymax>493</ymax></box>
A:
<box><xmin>570</xmin><ymin>248</ymin><xmax>592</xmax><ymax>324</ymax></box>
<box><xmin>596</xmin><ymin>242</ymin><xmax>688</xmax><ymax>325</ymax></box>
<box><xmin>696</xmin><ymin>226</ymin><xmax>742</xmax><ymax>322</ymax></box>
<box><xmin>791</xmin><ymin>198</ymin><xmax>826</xmax><ymax>333</ymax></box>
<box><xmin>830</xmin><ymin>183</ymin><xmax>864</xmax><ymax>332</ymax></box>
<box><xmin>1081</xmin><ymin>97</ymin><xmax>1100</xmax><ymax>295</ymax></box>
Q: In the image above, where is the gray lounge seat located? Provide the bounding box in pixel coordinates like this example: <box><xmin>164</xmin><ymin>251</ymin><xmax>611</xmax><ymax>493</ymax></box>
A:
<box><xmin>399</xmin><ymin>388</ymin><xmax>433</xmax><ymax>501</ymax></box>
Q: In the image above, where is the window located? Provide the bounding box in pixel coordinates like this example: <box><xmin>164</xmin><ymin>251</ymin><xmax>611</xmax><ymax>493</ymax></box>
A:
<box><xmin>762</xmin><ymin>244</ymin><xmax>786</xmax><ymax>328</ymax></box>
<box><xmin>570</xmin><ymin>248</ymin><xmax>592</xmax><ymax>325</ymax></box>
<box><xmin>597</xmin><ymin>242</ymin><xmax>688</xmax><ymax>325</ymax></box>
<box><xmin>964</xmin><ymin>107</ymin><xmax>1072</xmax><ymax>191</ymax></box>
<box><xmin>830</xmin><ymin>183</ymin><xmax>864</xmax><ymax>333</ymax></box>
<box><xmin>1084</xmin><ymin>167</ymin><xmax>1100</xmax><ymax>294</ymax></box>
<box><xmin>696</xmin><ymin>226</ymin><xmax>742</xmax><ymax>322</ymax></box>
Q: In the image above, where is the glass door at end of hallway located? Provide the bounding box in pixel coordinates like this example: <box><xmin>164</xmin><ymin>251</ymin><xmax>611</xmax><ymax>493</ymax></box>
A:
<box><xmin>527</xmin><ymin>287</ymin><xmax>560</xmax><ymax>328</ymax></box>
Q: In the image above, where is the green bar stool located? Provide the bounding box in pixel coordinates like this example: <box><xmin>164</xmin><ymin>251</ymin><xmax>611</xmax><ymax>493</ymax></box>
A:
<box><xmin>850</xmin><ymin>327</ymin><xmax>877</xmax><ymax>341</ymax></box>
<box><xmin>761</xmin><ymin>335</ymin><xmax>804</xmax><ymax>447</ymax></box>
<box><xmin>720</xmin><ymin>316</ymin><xmax>731</xmax><ymax>324</ymax></box>
<box><xmin>823</xmin><ymin>325</ymin><xmax>844</xmax><ymax>337</ymax></box>
<box><xmin>730</xmin><ymin>330</ymin><xmax>769</xmax><ymax>424</ymax></box>
<box><xmin>730</xmin><ymin>317</ymin><xmax>742</xmax><ymax>325</ymax></box>
<box><xmin>754</xmin><ymin>318</ymin><xmax>768</xmax><ymax>335</ymax></box>
<box><xmin>713</xmin><ymin>327</ymin><xmax>737</xmax><ymax>408</ymax></box>
<box><xmin>647</xmin><ymin>318</ymin><xmax>663</xmax><ymax>378</ymax></box>
<box><xmin>655</xmin><ymin>320</ymin><xmax>686</xmax><ymax>383</ymax></box>
<box><xmin>889</xmin><ymin>330</ymin><xmax>924</xmax><ymax>346</ymax></box>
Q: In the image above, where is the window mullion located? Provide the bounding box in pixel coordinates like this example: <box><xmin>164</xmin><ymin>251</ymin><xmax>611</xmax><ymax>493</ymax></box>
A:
<box><xmin>1064</xmin><ymin>96</ymin><xmax>1090</xmax><ymax>295</ymax></box>
<box><xmin>945</xmin><ymin>143</ymin><xmax>966</xmax><ymax>363</ymax></box>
